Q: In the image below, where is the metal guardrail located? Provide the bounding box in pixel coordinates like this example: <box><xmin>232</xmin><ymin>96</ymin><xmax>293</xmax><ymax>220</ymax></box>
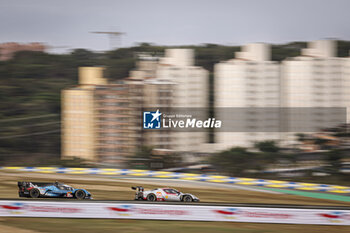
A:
<box><xmin>1</xmin><ymin>166</ymin><xmax>350</xmax><ymax>194</ymax></box>
<box><xmin>0</xmin><ymin>200</ymin><xmax>349</xmax><ymax>225</ymax></box>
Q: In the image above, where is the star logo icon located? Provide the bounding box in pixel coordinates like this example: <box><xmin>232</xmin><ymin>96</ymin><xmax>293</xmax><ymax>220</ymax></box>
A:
<box><xmin>151</xmin><ymin>109</ymin><xmax>162</xmax><ymax>122</ymax></box>
<box><xmin>143</xmin><ymin>109</ymin><xmax>162</xmax><ymax>129</ymax></box>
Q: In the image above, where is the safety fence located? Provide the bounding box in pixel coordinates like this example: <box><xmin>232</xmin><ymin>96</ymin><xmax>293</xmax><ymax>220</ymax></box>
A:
<box><xmin>1</xmin><ymin>166</ymin><xmax>350</xmax><ymax>194</ymax></box>
<box><xmin>0</xmin><ymin>200</ymin><xmax>350</xmax><ymax>225</ymax></box>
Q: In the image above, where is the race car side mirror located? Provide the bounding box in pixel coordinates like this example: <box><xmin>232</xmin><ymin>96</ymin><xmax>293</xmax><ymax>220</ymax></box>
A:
<box><xmin>131</xmin><ymin>187</ymin><xmax>136</xmax><ymax>190</ymax></box>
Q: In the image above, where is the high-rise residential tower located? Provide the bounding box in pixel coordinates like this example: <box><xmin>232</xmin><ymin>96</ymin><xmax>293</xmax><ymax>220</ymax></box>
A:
<box><xmin>61</xmin><ymin>67</ymin><xmax>142</xmax><ymax>165</ymax></box>
<box><xmin>214</xmin><ymin>43</ymin><xmax>281</xmax><ymax>150</ymax></box>
<box><xmin>281</xmin><ymin>40</ymin><xmax>346</xmax><ymax>145</ymax></box>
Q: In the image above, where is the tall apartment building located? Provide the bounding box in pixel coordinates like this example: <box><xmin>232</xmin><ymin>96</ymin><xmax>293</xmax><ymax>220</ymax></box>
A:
<box><xmin>62</xmin><ymin>67</ymin><xmax>142</xmax><ymax>165</ymax></box>
<box><xmin>61</xmin><ymin>67</ymin><xmax>106</xmax><ymax>161</ymax></box>
<box><xmin>125</xmin><ymin>55</ymin><xmax>175</xmax><ymax>151</ymax></box>
<box><xmin>94</xmin><ymin>83</ymin><xmax>142</xmax><ymax>164</ymax></box>
<box><xmin>282</xmin><ymin>40</ymin><xmax>341</xmax><ymax>108</ymax></box>
<box><xmin>127</xmin><ymin>49</ymin><xmax>209</xmax><ymax>153</ymax></box>
<box><xmin>214</xmin><ymin>43</ymin><xmax>281</xmax><ymax>150</ymax></box>
<box><xmin>343</xmin><ymin>52</ymin><xmax>350</xmax><ymax>120</ymax></box>
<box><xmin>281</xmin><ymin>40</ymin><xmax>346</xmax><ymax>144</ymax></box>
<box><xmin>62</xmin><ymin>49</ymin><xmax>209</xmax><ymax>165</ymax></box>
<box><xmin>155</xmin><ymin>49</ymin><xmax>209</xmax><ymax>153</ymax></box>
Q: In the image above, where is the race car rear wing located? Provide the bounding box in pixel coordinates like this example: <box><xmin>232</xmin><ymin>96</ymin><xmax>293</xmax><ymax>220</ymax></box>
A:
<box><xmin>131</xmin><ymin>186</ymin><xmax>144</xmax><ymax>192</ymax></box>
<box><xmin>18</xmin><ymin>181</ymin><xmax>34</xmax><ymax>188</ymax></box>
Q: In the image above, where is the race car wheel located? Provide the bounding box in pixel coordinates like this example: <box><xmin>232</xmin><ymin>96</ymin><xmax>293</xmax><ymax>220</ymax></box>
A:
<box><xmin>183</xmin><ymin>195</ymin><xmax>193</xmax><ymax>202</ymax></box>
<box><xmin>29</xmin><ymin>188</ymin><xmax>40</xmax><ymax>198</ymax></box>
<box><xmin>75</xmin><ymin>189</ymin><xmax>86</xmax><ymax>200</ymax></box>
<box><xmin>147</xmin><ymin>194</ymin><xmax>156</xmax><ymax>201</ymax></box>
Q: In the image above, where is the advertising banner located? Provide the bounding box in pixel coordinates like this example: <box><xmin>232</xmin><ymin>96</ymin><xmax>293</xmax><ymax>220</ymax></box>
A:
<box><xmin>1</xmin><ymin>201</ymin><xmax>350</xmax><ymax>225</ymax></box>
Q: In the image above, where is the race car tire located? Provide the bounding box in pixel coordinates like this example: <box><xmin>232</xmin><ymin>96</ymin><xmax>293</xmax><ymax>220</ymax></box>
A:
<box><xmin>75</xmin><ymin>189</ymin><xmax>86</xmax><ymax>200</ymax></box>
<box><xmin>182</xmin><ymin>195</ymin><xmax>193</xmax><ymax>202</ymax></box>
<box><xmin>146</xmin><ymin>193</ymin><xmax>156</xmax><ymax>201</ymax></box>
<box><xmin>29</xmin><ymin>188</ymin><xmax>40</xmax><ymax>198</ymax></box>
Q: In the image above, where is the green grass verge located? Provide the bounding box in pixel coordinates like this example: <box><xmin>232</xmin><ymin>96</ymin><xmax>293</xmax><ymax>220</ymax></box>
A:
<box><xmin>257</xmin><ymin>187</ymin><xmax>350</xmax><ymax>202</ymax></box>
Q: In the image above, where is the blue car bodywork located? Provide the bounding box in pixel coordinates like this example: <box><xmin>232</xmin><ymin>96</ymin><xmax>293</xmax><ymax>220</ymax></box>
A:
<box><xmin>18</xmin><ymin>181</ymin><xmax>92</xmax><ymax>199</ymax></box>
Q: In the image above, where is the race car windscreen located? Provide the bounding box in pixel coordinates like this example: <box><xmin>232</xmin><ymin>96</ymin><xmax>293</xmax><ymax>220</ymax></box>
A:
<box><xmin>163</xmin><ymin>189</ymin><xmax>179</xmax><ymax>194</ymax></box>
<box><xmin>57</xmin><ymin>184</ymin><xmax>73</xmax><ymax>190</ymax></box>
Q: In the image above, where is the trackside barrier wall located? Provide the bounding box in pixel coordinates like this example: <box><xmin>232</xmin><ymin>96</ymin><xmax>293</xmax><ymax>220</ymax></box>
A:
<box><xmin>0</xmin><ymin>201</ymin><xmax>350</xmax><ymax>225</ymax></box>
<box><xmin>1</xmin><ymin>166</ymin><xmax>350</xmax><ymax>194</ymax></box>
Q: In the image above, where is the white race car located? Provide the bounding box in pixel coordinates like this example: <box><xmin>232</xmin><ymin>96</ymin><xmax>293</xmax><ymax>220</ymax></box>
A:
<box><xmin>132</xmin><ymin>186</ymin><xmax>200</xmax><ymax>202</ymax></box>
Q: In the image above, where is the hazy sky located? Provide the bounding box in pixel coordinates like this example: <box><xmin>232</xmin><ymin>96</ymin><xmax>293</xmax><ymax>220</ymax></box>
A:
<box><xmin>0</xmin><ymin>0</ymin><xmax>349</xmax><ymax>53</ymax></box>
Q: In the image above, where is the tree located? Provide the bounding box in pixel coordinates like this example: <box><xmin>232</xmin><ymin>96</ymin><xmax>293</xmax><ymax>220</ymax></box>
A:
<box><xmin>254</xmin><ymin>140</ymin><xmax>280</xmax><ymax>153</ymax></box>
<box><xmin>325</xmin><ymin>149</ymin><xmax>343</xmax><ymax>174</ymax></box>
<box><xmin>128</xmin><ymin>146</ymin><xmax>182</xmax><ymax>170</ymax></box>
<box><xmin>296</xmin><ymin>133</ymin><xmax>306</xmax><ymax>142</ymax></box>
<box><xmin>210</xmin><ymin>147</ymin><xmax>257</xmax><ymax>176</ymax></box>
<box><xmin>70</xmin><ymin>49</ymin><xmax>99</xmax><ymax>67</ymax></box>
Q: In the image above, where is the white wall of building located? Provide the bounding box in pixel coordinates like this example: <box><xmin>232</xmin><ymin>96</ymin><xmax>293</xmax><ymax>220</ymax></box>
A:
<box><xmin>214</xmin><ymin>43</ymin><xmax>281</xmax><ymax>151</ymax></box>
<box><xmin>281</xmin><ymin>40</ymin><xmax>345</xmax><ymax>145</ymax></box>
<box><xmin>156</xmin><ymin>49</ymin><xmax>209</xmax><ymax>152</ymax></box>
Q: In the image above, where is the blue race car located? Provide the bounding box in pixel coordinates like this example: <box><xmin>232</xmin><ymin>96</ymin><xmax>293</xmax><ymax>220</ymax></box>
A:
<box><xmin>18</xmin><ymin>181</ymin><xmax>92</xmax><ymax>199</ymax></box>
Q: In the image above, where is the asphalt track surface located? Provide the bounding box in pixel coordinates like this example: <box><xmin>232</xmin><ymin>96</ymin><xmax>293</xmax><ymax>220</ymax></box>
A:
<box><xmin>2</xmin><ymin>198</ymin><xmax>350</xmax><ymax>210</ymax></box>
<box><xmin>3</xmin><ymin>171</ymin><xmax>350</xmax><ymax>203</ymax></box>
